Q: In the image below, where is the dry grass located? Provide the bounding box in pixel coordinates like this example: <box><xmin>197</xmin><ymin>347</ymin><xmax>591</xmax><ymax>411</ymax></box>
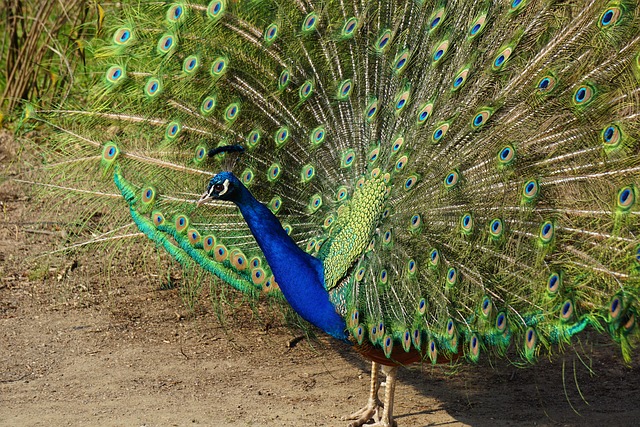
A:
<box><xmin>0</xmin><ymin>0</ymin><xmax>95</xmax><ymax>117</ymax></box>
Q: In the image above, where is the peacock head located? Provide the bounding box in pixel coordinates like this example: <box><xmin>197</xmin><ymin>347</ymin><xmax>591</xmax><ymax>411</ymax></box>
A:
<box><xmin>197</xmin><ymin>171</ymin><xmax>243</xmax><ymax>205</ymax></box>
<box><xmin>197</xmin><ymin>145</ymin><xmax>246</xmax><ymax>205</ymax></box>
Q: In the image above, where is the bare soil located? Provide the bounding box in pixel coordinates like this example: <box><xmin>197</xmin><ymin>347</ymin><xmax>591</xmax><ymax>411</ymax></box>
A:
<box><xmin>2</xmin><ymin>130</ymin><xmax>640</xmax><ymax>427</ymax></box>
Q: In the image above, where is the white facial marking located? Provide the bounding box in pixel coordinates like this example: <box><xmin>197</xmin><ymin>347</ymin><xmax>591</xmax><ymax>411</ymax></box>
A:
<box><xmin>218</xmin><ymin>179</ymin><xmax>230</xmax><ymax>196</ymax></box>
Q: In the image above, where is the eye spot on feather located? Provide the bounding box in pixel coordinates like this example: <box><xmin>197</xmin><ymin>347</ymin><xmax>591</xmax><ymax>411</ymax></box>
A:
<box><xmin>310</xmin><ymin>126</ymin><xmax>326</xmax><ymax>145</ymax></box>
<box><xmin>251</xmin><ymin>268</ymin><xmax>266</xmax><ymax>285</ymax></box>
<box><xmin>496</xmin><ymin>312</ymin><xmax>507</xmax><ymax>331</ymax></box>
<box><xmin>140</xmin><ymin>187</ymin><xmax>156</xmax><ymax>205</ymax></box>
<box><xmin>175</xmin><ymin>215</ymin><xmax>188</xmax><ymax>233</ymax></box>
<box><xmin>165</xmin><ymin>121</ymin><xmax>181</xmax><ymax>140</ymax></box>
<box><xmin>392</xmin><ymin>136</ymin><xmax>404</xmax><ymax>152</ymax></box>
<box><xmin>308</xmin><ymin>194</ymin><xmax>322</xmax><ymax>213</ymax></box>
<box><xmin>601</xmin><ymin>124</ymin><xmax>621</xmax><ymax>149</ymax></box>
<box><xmin>446</xmin><ymin>267</ymin><xmax>457</xmax><ymax>286</ymax></box>
<box><xmin>446</xmin><ymin>319</ymin><xmax>456</xmax><ymax>337</ymax></box>
<box><xmin>299</xmin><ymin>80</ymin><xmax>314</xmax><ymax>100</ymax></box>
<box><xmin>492</xmin><ymin>47</ymin><xmax>512</xmax><ymax>70</ymax></box>
<box><xmin>241</xmin><ymin>169</ymin><xmax>254</xmax><ymax>186</ymax></box>
<box><xmin>537</xmin><ymin>75</ymin><xmax>557</xmax><ymax>93</ymax></box>
<box><xmin>200</xmin><ymin>96</ymin><xmax>216</xmax><ymax>115</ymax></box>
<box><xmin>489</xmin><ymin>218</ymin><xmax>504</xmax><ymax>238</ymax></box>
<box><xmin>510</xmin><ymin>0</ymin><xmax>526</xmax><ymax>11</ymax></box>
<box><xmin>382</xmin><ymin>230</ymin><xmax>392</xmax><ymax>246</ymax></box>
<box><xmin>599</xmin><ymin>7</ymin><xmax>622</xmax><ymax>28</ymax></box>
<box><xmin>368</xmin><ymin>146</ymin><xmax>380</xmax><ymax>163</ymax></box>
<box><xmin>113</xmin><ymin>28</ymin><xmax>133</xmax><ymax>45</ymax></box>
<box><xmin>525</xmin><ymin>327</ymin><xmax>537</xmax><ymax>351</ymax></box>
<box><xmin>394</xmin><ymin>90</ymin><xmax>410</xmax><ymax>112</ymax></box>
<box><xmin>547</xmin><ymin>272</ymin><xmax>561</xmax><ymax>294</ymax></box>
<box><xmin>224</xmin><ymin>103</ymin><xmax>239</xmax><ymax>122</ymax></box>
<box><xmin>428</xmin><ymin>339</ymin><xmax>437</xmax><ymax>362</ymax></box>
<box><xmin>207</xmin><ymin>0</ymin><xmax>225</xmax><ymax>19</ymax></box>
<box><xmin>432</xmin><ymin>122</ymin><xmax>449</xmax><ymax>142</ymax></box>
<box><xmin>522</xmin><ymin>179</ymin><xmax>539</xmax><ymax>203</ymax></box>
<box><xmin>409</xmin><ymin>214</ymin><xmax>421</xmax><ymax>231</ymax></box>
<box><xmin>395</xmin><ymin>155</ymin><xmax>408</xmax><ymax>172</ymax></box>
<box><xmin>472</xmin><ymin>109</ymin><xmax>492</xmax><ymax>129</ymax></box>
<box><xmin>106</xmin><ymin>65</ymin><xmax>125</xmax><ymax>85</ymax></box>
<box><xmin>610</xmin><ymin>295</ymin><xmax>623</xmax><ymax>321</ymax></box>
<box><xmin>166</xmin><ymin>4</ymin><xmax>185</xmax><ymax>23</ymax></box>
<box><xmin>275</xmin><ymin>127</ymin><xmax>289</xmax><ymax>146</ymax></box>
<box><xmin>481</xmin><ymin>296</ymin><xmax>492</xmax><ymax>317</ymax></box>
<box><xmin>157</xmin><ymin>34</ymin><xmax>175</xmax><ymax>54</ymax></box>
<box><xmin>429</xmin><ymin>248</ymin><xmax>439</xmax><ymax>266</ymax></box>
<box><xmin>432</xmin><ymin>40</ymin><xmax>449</xmax><ymax>64</ymax></box>
<box><xmin>267</xmin><ymin>163</ymin><xmax>281</xmax><ymax>181</ymax></box>
<box><xmin>268</xmin><ymin>196</ymin><xmax>282</xmax><ymax>213</ymax></box>
<box><xmin>617</xmin><ymin>186</ymin><xmax>635</xmax><ymax>210</ymax></box>
<box><xmin>498</xmin><ymin>145</ymin><xmax>515</xmax><ymax>165</ymax></box>
<box><xmin>375</xmin><ymin>30</ymin><xmax>392</xmax><ymax>52</ymax></box>
<box><xmin>152</xmin><ymin>211</ymin><xmax>165</xmax><ymax>227</ymax></box>
<box><xmin>539</xmin><ymin>220</ymin><xmax>554</xmax><ymax>243</ymax></box>
<box><xmin>408</xmin><ymin>259</ymin><xmax>417</xmax><ymax>275</ymax></box>
<box><xmin>245</xmin><ymin>130</ymin><xmax>260</xmax><ymax>148</ymax></box>
<box><xmin>452</xmin><ymin>67</ymin><xmax>469</xmax><ymax>91</ymax></box>
<box><xmin>444</xmin><ymin>170</ymin><xmax>459</xmax><ymax>188</ymax></box>
<box><xmin>203</xmin><ymin>235</ymin><xmax>216</xmax><ymax>252</ymax></box>
<box><xmin>468</xmin><ymin>14</ymin><xmax>486</xmax><ymax>38</ymax></box>
<box><xmin>393</xmin><ymin>50</ymin><xmax>410</xmax><ymax>75</ymax></box>
<box><xmin>183</xmin><ymin>55</ymin><xmax>200</xmax><ymax>74</ymax></box>
<box><xmin>416</xmin><ymin>103</ymin><xmax>433</xmax><ymax>125</ymax></box>
<box><xmin>102</xmin><ymin>143</ymin><xmax>119</xmax><ymax>161</ymax></box>
<box><xmin>460</xmin><ymin>213</ymin><xmax>473</xmax><ymax>234</ymax></box>
<box><xmin>301</xmin><ymin>12</ymin><xmax>318</xmax><ymax>33</ymax></box>
<box><xmin>278</xmin><ymin>69</ymin><xmax>290</xmax><ymax>90</ymax></box>
<box><xmin>337</xmin><ymin>80</ymin><xmax>353</xmax><ymax>100</ymax></box>
<box><xmin>560</xmin><ymin>300</ymin><xmax>574</xmax><ymax>321</ymax></box>
<box><xmin>355</xmin><ymin>325</ymin><xmax>364</xmax><ymax>344</ymax></box>
<box><xmin>214</xmin><ymin>244</ymin><xmax>228</xmax><ymax>262</ymax></box>
<box><xmin>341</xmin><ymin>17</ymin><xmax>358</xmax><ymax>38</ymax></box>
<box><xmin>573</xmin><ymin>85</ymin><xmax>594</xmax><ymax>105</ymax></box>
<box><xmin>365</xmin><ymin>99</ymin><xmax>379</xmax><ymax>122</ymax></box>
<box><xmin>469</xmin><ymin>334</ymin><xmax>480</xmax><ymax>360</ymax></box>
<box><xmin>341</xmin><ymin>149</ymin><xmax>355</xmax><ymax>168</ymax></box>
<box><xmin>211</xmin><ymin>57</ymin><xmax>227</xmax><ymax>77</ymax></box>
<box><xmin>415</xmin><ymin>298</ymin><xmax>426</xmax><ymax>316</ymax></box>
<box><xmin>264</xmin><ymin>24</ymin><xmax>278</xmax><ymax>43</ymax></box>
<box><xmin>379</xmin><ymin>269</ymin><xmax>388</xmax><ymax>285</ymax></box>
<box><xmin>187</xmin><ymin>229</ymin><xmax>201</xmax><ymax>245</ymax></box>
<box><xmin>301</xmin><ymin>164</ymin><xmax>315</xmax><ymax>182</ymax></box>
<box><xmin>323</xmin><ymin>214</ymin><xmax>335</xmax><ymax>229</ymax></box>
<box><xmin>144</xmin><ymin>77</ymin><xmax>162</xmax><ymax>98</ymax></box>
<box><xmin>336</xmin><ymin>186</ymin><xmax>349</xmax><ymax>202</ymax></box>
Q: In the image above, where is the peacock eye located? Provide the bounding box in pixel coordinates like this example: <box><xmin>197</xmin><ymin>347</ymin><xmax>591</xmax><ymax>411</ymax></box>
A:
<box><xmin>213</xmin><ymin>184</ymin><xmax>225</xmax><ymax>192</ymax></box>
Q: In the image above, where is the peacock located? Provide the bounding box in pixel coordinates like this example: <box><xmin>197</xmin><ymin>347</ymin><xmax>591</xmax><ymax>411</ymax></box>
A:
<box><xmin>16</xmin><ymin>0</ymin><xmax>640</xmax><ymax>425</ymax></box>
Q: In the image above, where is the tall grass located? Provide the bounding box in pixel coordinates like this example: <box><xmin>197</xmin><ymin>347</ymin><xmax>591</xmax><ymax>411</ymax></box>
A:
<box><xmin>0</xmin><ymin>0</ymin><xmax>95</xmax><ymax>118</ymax></box>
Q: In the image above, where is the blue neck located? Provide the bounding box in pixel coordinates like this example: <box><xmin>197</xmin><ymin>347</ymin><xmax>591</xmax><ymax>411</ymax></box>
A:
<box><xmin>233</xmin><ymin>185</ymin><xmax>347</xmax><ymax>340</ymax></box>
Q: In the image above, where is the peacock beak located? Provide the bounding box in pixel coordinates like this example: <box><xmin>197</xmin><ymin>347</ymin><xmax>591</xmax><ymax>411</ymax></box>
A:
<box><xmin>196</xmin><ymin>190</ymin><xmax>212</xmax><ymax>207</ymax></box>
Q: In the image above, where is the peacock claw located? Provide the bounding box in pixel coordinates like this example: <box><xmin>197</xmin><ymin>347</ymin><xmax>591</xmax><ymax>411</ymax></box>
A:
<box><xmin>344</xmin><ymin>398</ymin><xmax>384</xmax><ymax>426</ymax></box>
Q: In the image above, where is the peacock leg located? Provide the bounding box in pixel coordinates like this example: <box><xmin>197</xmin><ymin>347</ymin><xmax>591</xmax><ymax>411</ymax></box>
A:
<box><xmin>377</xmin><ymin>364</ymin><xmax>398</xmax><ymax>427</ymax></box>
<box><xmin>345</xmin><ymin>361</ymin><xmax>383</xmax><ymax>426</ymax></box>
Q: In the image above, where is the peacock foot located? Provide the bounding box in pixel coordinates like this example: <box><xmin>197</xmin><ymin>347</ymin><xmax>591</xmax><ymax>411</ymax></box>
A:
<box><xmin>343</xmin><ymin>397</ymin><xmax>387</xmax><ymax>427</ymax></box>
<box><xmin>343</xmin><ymin>362</ymin><xmax>398</xmax><ymax>427</ymax></box>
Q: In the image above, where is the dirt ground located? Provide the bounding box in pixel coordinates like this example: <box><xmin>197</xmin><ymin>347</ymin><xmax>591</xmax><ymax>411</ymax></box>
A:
<box><xmin>2</xmin><ymin>130</ymin><xmax>640</xmax><ymax>427</ymax></box>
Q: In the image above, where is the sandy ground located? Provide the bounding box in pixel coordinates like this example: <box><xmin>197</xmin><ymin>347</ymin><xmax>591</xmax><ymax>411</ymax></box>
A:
<box><xmin>2</xmin><ymin>130</ymin><xmax>640</xmax><ymax>427</ymax></box>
